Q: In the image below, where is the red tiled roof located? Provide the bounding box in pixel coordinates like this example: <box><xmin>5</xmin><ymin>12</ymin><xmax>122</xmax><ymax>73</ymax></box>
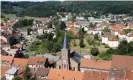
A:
<box><xmin>0</xmin><ymin>66</ymin><xmax>10</xmax><ymax>78</ymax></box>
<box><xmin>108</xmin><ymin>36</ymin><xmax>118</xmax><ymax>41</ymax></box>
<box><xmin>119</xmin><ymin>31</ymin><xmax>125</xmax><ymax>35</ymax></box>
<box><xmin>80</xmin><ymin>58</ymin><xmax>111</xmax><ymax>70</ymax></box>
<box><xmin>1</xmin><ymin>56</ymin><xmax>14</xmax><ymax>65</ymax></box>
<box><xmin>128</xmin><ymin>23</ymin><xmax>133</xmax><ymax>28</ymax></box>
<box><xmin>112</xmin><ymin>55</ymin><xmax>133</xmax><ymax>70</ymax></box>
<box><xmin>65</xmin><ymin>21</ymin><xmax>74</xmax><ymax>26</ymax></box>
<box><xmin>112</xmin><ymin>24</ymin><xmax>124</xmax><ymax>32</ymax></box>
<box><xmin>13</xmin><ymin>58</ymin><xmax>28</xmax><ymax>67</ymax></box>
<box><xmin>27</xmin><ymin>56</ymin><xmax>46</xmax><ymax>65</ymax></box>
<box><xmin>83</xmin><ymin>71</ymin><xmax>109</xmax><ymax>80</ymax></box>
<box><xmin>48</xmin><ymin>69</ymin><xmax>84</xmax><ymax>80</ymax></box>
<box><xmin>125</xmin><ymin>70</ymin><xmax>133</xmax><ymax>80</ymax></box>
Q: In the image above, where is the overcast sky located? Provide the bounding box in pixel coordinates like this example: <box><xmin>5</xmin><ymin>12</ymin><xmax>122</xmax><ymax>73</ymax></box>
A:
<box><xmin>1</xmin><ymin>0</ymin><xmax>133</xmax><ymax>2</ymax></box>
<box><xmin>1</xmin><ymin>0</ymin><xmax>133</xmax><ymax>1</ymax></box>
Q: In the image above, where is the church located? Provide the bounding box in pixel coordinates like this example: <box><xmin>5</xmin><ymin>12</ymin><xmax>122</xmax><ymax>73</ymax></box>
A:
<box><xmin>56</xmin><ymin>33</ymin><xmax>82</xmax><ymax>71</ymax></box>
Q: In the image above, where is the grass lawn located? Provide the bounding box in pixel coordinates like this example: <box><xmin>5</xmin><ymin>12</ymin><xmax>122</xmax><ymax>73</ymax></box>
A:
<box><xmin>70</xmin><ymin>37</ymin><xmax>108</xmax><ymax>55</ymax></box>
<box><xmin>4</xmin><ymin>14</ymin><xmax>17</xmax><ymax>19</ymax></box>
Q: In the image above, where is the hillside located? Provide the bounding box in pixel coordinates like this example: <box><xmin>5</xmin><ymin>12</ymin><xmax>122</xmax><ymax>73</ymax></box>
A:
<box><xmin>1</xmin><ymin>1</ymin><xmax>133</xmax><ymax>17</ymax></box>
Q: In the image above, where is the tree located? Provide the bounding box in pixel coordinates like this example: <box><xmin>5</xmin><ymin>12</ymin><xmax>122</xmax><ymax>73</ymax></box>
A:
<box><xmin>47</xmin><ymin>21</ymin><xmax>52</xmax><ymax>28</ymax></box>
<box><xmin>117</xmin><ymin>40</ymin><xmax>128</xmax><ymax>55</ymax></box>
<box><xmin>78</xmin><ymin>28</ymin><xmax>85</xmax><ymax>38</ymax></box>
<box><xmin>91</xmin><ymin>47</ymin><xmax>99</xmax><ymax>56</ymax></box>
<box><xmin>27</xmin><ymin>27</ymin><xmax>32</xmax><ymax>35</ymax></box>
<box><xmin>8</xmin><ymin>36</ymin><xmax>19</xmax><ymax>46</ymax></box>
<box><xmin>59</xmin><ymin>21</ymin><xmax>66</xmax><ymax>30</ymax></box>
<box><xmin>79</xmin><ymin>38</ymin><xmax>85</xmax><ymax>48</ymax></box>
<box><xmin>14</xmin><ymin>49</ymin><xmax>24</xmax><ymax>58</ymax></box>
<box><xmin>23</xmin><ymin>65</ymin><xmax>32</xmax><ymax>80</ymax></box>
<box><xmin>13</xmin><ymin>75</ymin><xmax>22</xmax><ymax>80</ymax></box>
<box><xmin>47</xmin><ymin>41</ymin><xmax>54</xmax><ymax>52</ymax></box>
<box><xmin>103</xmin><ymin>27</ymin><xmax>110</xmax><ymax>32</ymax></box>
<box><xmin>94</xmin><ymin>34</ymin><xmax>99</xmax><ymax>40</ymax></box>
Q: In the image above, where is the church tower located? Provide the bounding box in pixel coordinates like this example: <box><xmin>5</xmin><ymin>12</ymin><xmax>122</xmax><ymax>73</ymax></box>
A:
<box><xmin>61</xmin><ymin>33</ymin><xmax>69</xmax><ymax>59</ymax></box>
<box><xmin>56</xmin><ymin>33</ymin><xmax>70</xmax><ymax>70</ymax></box>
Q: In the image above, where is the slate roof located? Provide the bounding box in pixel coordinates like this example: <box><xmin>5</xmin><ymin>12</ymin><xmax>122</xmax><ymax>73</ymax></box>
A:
<box><xmin>70</xmin><ymin>51</ymin><xmax>82</xmax><ymax>64</ymax></box>
<box><xmin>6</xmin><ymin>66</ymin><xmax>18</xmax><ymax>75</ymax></box>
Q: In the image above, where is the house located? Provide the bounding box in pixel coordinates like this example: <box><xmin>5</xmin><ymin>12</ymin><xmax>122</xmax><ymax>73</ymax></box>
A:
<box><xmin>1</xmin><ymin>49</ymin><xmax>9</xmax><ymax>56</ymax></box>
<box><xmin>108</xmin><ymin>36</ymin><xmax>119</xmax><ymax>48</ymax></box>
<box><xmin>128</xmin><ymin>23</ymin><xmax>133</xmax><ymax>29</ymax></box>
<box><xmin>101</xmin><ymin>32</ymin><xmax>110</xmax><ymax>44</ymax></box>
<box><xmin>37</xmin><ymin>27</ymin><xmax>54</xmax><ymax>35</ymax></box>
<box><xmin>89</xmin><ymin>18</ymin><xmax>105</xmax><ymax>23</ymax></box>
<box><xmin>74</xmin><ymin>21</ymin><xmax>88</xmax><ymax>29</ymax></box>
<box><xmin>118</xmin><ymin>31</ymin><xmax>126</xmax><ymax>39</ymax></box>
<box><xmin>1</xmin><ymin>56</ymin><xmax>14</xmax><ymax>66</ymax></box>
<box><xmin>1</xmin><ymin>44</ymin><xmax>18</xmax><ymax>56</ymax></box>
<box><xmin>0</xmin><ymin>36</ymin><xmax>8</xmax><ymax>44</ymax></box>
<box><xmin>110</xmin><ymin>55</ymin><xmax>133</xmax><ymax>80</ymax></box>
<box><xmin>111</xmin><ymin>24</ymin><xmax>124</xmax><ymax>35</ymax></box>
<box><xmin>126</xmin><ymin>32</ymin><xmax>133</xmax><ymax>42</ymax></box>
<box><xmin>125</xmin><ymin>70</ymin><xmax>133</xmax><ymax>80</ymax></box>
<box><xmin>80</xmin><ymin>58</ymin><xmax>111</xmax><ymax>72</ymax></box>
<box><xmin>65</xmin><ymin>21</ymin><xmax>74</xmax><ymax>27</ymax></box>
<box><xmin>0</xmin><ymin>66</ymin><xmax>10</xmax><ymax>80</ymax></box>
<box><xmin>83</xmin><ymin>70</ymin><xmax>109</xmax><ymax>80</ymax></box>
<box><xmin>27</xmin><ymin>56</ymin><xmax>48</xmax><ymax>68</ymax></box>
<box><xmin>111</xmin><ymin>55</ymin><xmax>133</xmax><ymax>71</ymax></box>
<box><xmin>56</xmin><ymin>34</ymin><xmax>81</xmax><ymax>71</ymax></box>
<box><xmin>5</xmin><ymin>66</ymin><xmax>18</xmax><ymax>80</ymax></box>
<box><xmin>47</xmin><ymin>69</ymin><xmax>84</xmax><ymax>80</ymax></box>
<box><xmin>108</xmin><ymin>70</ymin><xmax>125</xmax><ymax>80</ymax></box>
<box><xmin>31</xmin><ymin>67</ymin><xmax>50</xmax><ymax>80</ymax></box>
<box><xmin>12</xmin><ymin>58</ymin><xmax>28</xmax><ymax>68</ymax></box>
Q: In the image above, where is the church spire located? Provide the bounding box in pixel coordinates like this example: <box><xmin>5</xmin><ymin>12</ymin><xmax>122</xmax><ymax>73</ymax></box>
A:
<box><xmin>62</xmin><ymin>33</ymin><xmax>68</xmax><ymax>49</ymax></box>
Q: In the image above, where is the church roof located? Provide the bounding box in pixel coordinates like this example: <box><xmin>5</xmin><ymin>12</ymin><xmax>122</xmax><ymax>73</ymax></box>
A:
<box><xmin>62</xmin><ymin>33</ymin><xmax>68</xmax><ymax>49</ymax></box>
<box><xmin>70</xmin><ymin>51</ymin><xmax>82</xmax><ymax>64</ymax></box>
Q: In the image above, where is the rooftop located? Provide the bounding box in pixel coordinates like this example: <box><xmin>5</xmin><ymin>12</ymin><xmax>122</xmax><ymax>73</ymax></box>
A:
<box><xmin>112</xmin><ymin>55</ymin><xmax>133</xmax><ymax>70</ymax></box>
<box><xmin>80</xmin><ymin>58</ymin><xmax>111</xmax><ymax>70</ymax></box>
<box><xmin>6</xmin><ymin>66</ymin><xmax>18</xmax><ymax>75</ymax></box>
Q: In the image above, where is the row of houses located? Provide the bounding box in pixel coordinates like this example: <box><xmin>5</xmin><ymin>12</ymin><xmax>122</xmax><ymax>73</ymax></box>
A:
<box><xmin>102</xmin><ymin>23</ymin><xmax>133</xmax><ymax>48</ymax></box>
<box><xmin>1</xmin><ymin>54</ymin><xmax>133</xmax><ymax>80</ymax></box>
<box><xmin>0</xmin><ymin>55</ymin><xmax>50</xmax><ymax>80</ymax></box>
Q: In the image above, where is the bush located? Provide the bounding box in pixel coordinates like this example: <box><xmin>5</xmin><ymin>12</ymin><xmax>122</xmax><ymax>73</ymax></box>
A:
<box><xmin>105</xmin><ymin>44</ymin><xmax>109</xmax><ymax>48</ymax></box>
<box><xmin>90</xmin><ymin>47</ymin><xmax>99</xmax><ymax>56</ymax></box>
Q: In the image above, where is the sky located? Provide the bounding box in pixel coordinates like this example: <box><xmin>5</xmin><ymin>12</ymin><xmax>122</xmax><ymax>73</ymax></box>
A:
<box><xmin>1</xmin><ymin>0</ymin><xmax>133</xmax><ymax>1</ymax></box>
<box><xmin>1</xmin><ymin>0</ymin><xmax>66</xmax><ymax>1</ymax></box>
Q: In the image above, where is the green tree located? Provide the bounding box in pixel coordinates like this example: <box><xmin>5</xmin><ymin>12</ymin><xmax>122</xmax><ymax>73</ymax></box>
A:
<box><xmin>23</xmin><ymin>65</ymin><xmax>32</xmax><ymax>80</ymax></box>
<box><xmin>47</xmin><ymin>41</ymin><xmax>54</xmax><ymax>52</ymax></box>
<box><xmin>117</xmin><ymin>40</ymin><xmax>128</xmax><ymax>55</ymax></box>
<box><xmin>13</xmin><ymin>75</ymin><xmax>22</xmax><ymax>80</ymax></box>
<box><xmin>90</xmin><ymin>47</ymin><xmax>99</xmax><ymax>56</ymax></box>
<box><xmin>59</xmin><ymin>21</ymin><xmax>66</xmax><ymax>30</ymax></box>
<box><xmin>94</xmin><ymin>34</ymin><xmax>99</xmax><ymax>40</ymax></box>
<box><xmin>27</xmin><ymin>27</ymin><xmax>32</xmax><ymax>35</ymax></box>
<box><xmin>79</xmin><ymin>38</ymin><xmax>85</xmax><ymax>48</ymax></box>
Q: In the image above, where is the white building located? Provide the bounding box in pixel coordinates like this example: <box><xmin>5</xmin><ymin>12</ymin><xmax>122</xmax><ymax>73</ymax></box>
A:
<box><xmin>108</xmin><ymin>36</ymin><xmax>119</xmax><ymax>48</ymax></box>
<box><xmin>126</xmin><ymin>32</ymin><xmax>133</xmax><ymax>43</ymax></box>
<box><xmin>118</xmin><ymin>31</ymin><xmax>126</xmax><ymax>40</ymax></box>
<box><xmin>5</xmin><ymin>66</ymin><xmax>18</xmax><ymax>80</ymax></box>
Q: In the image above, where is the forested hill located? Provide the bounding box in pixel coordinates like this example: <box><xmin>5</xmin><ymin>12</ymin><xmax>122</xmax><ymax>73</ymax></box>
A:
<box><xmin>1</xmin><ymin>1</ymin><xmax>133</xmax><ymax>17</ymax></box>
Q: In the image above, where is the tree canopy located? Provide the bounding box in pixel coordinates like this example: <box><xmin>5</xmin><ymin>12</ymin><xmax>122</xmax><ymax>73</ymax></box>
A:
<box><xmin>1</xmin><ymin>1</ymin><xmax>133</xmax><ymax>17</ymax></box>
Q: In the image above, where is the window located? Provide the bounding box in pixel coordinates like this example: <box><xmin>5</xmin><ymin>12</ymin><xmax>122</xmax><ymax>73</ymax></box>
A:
<box><xmin>59</xmin><ymin>65</ymin><xmax>61</xmax><ymax>69</ymax></box>
<box><xmin>64</xmin><ymin>64</ymin><xmax>66</xmax><ymax>68</ymax></box>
